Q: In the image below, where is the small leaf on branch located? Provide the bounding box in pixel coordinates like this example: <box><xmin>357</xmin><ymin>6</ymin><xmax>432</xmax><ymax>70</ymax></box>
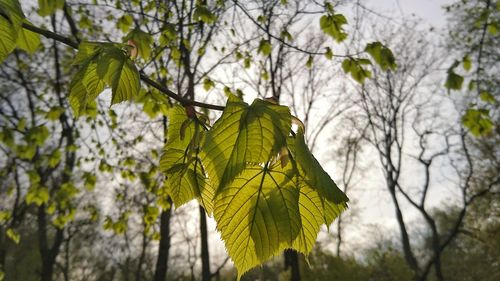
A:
<box><xmin>320</xmin><ymin>13</ymin><xmax>348</xmax><ymax>42</ymax></box>
<box><xmin>365</xmin><ymin>42</ymin><xmax>397</xmax><ymax>71</ymax></box>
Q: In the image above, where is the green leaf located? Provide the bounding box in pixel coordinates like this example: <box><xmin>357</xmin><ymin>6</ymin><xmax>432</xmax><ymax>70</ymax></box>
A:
<box><xmin>324</xmin><ymin>47</ymin><xmax>333</xmax><ymax>60</ymax></box>
<box><xmin>479</xmin><ymin>91</ymin><xmax>496</xmax><ymax>104</ymax></box>
<box><xmin>365</xmin><ymin>42</ymin><xmax>397</xmax><ymax>71</ymax></box>
<box><xmin>258</xmin><ymin>39</ymin><xmax>272</xmax><ymax>56</ymax></box>
<box><xmin>16</xmin><ymin>21</ymin><xmax>40</xmax><ymax>54</ymax></box>
<box><xmin>213</xmin><ymin>154</ymin><xmax>347</xmax><ymax>277</ymax></box>
<box><xmin>69</xmin><ymin>60</ymin><xmax>106</xmax><ymax>116</ymax></box>
<box><xmin>48</xmin><ymin>149</ymin><xmax>61</xmax><ymax>168</ymax></box>
<box><xmin>0</xmin><ymin>211</ymin><xmax>10</xmax><ymax>222</ymax></box>
<box><xmin>462</xmin><ymin>108</ymin><xmax>493</xmax><ymax>136</ymax></box>
<box><xmin>202</xmin><ymin>95</ymin><xmax>292</xmax><ymax>196</ymax></box>
<box><xmin>319</xmin><ymin>14</ymin><xmax>348</xmax><ymax>42</ymax></box>
<box><xmin>97</xmin><ymin>46</ymin><xmax>141</xmax><ymax>104</ymax></box>
<box><xmin>6</xmin><ymin>228</ymin><xmax>20</xmax><ymax>244</ymax></box>
<box><xmin>213</xmin><ymin>162</ymin><xmax>301</xmax><ymax>278</ymax></box>
<box><xmin>160</xmin><ymin>106</ymin><xmax>213</xmax><ymax>212</ymax></box>
<box><xmin>342</xmin><ymin>58</ymin><xmax>372</xmax><ymax>83</ymax></box>
<box><xmin>83</xmin><ymin>172</ymin><xmax>97</xmax><ymax>191</ymax></box>
<box><xmin>124</xmin><ymin>28</ymin><xmax>153</xmax><ymax>60</ymax></box>
<box><xmin>487</xmin><ymin>23</ymin><xmax>497</xmax><ymax>35</ymax></box>
<box><xmin>37</xmin><ymin>0</ymin><xmax>64</xmax><ymax>17</ymax></box>
<box><xmin>280</xmin><ymin>30</ymin><xmax>293</xmax><ymax>41</ymax></box>
<box><xmin>45</xmin><ymin>106</ymin><xmax>65</xmax><ymax>120</ymax></box>
<box><xmin>462</xmin><ymin>55</ymin><xmax>472</xmax><ymax>71</ymax></box>
<box><xmin>25</xmin><ymin>186</ymin><xmax>50</xmax><ymax>206</ymax></box>
<box><xmin>305</xmin><ymin>55</ymin><xmax>313</xmax><ymax>68</ymax></box>
<box><xmin>0</xmin><ymin>0</ymin><xmax>24</xmax><ymax>22</ymax></box>
<box><xmin>26</xmin><ymin>125</ymin><xmax>49</xmax><ymax>145</ymax></box>
<box><xmin>291</xmin><ymin>130</ymin><xmax>349</xmax><ymax>206</ymax></box>
<box><xmin>17</xmin><ymin>117</ymin><xmax>25</xmax><ymax>131</ymax></box>
<box><xmin>0</xmin><ymin>16</ymin><xmax>17</xmax><ymax>62</ymax></box>
<box><xmin>445</xmin><ymin>71</ymin><xmax>464</xmax><ymax>90</ymax></box>
<box><xmin>203</xmin><ymin>77</ymin><xmax>215</xmax><ymax>91</ymax></box>
<box><xmin>117</xmin><ymin>14</ymin><xmax>133</xmax><ymax>33</ymax></box>
<box><xmin>193</xmin><ymin>5</ymin><xmax>216</xmax><ymax>24</ymax></box>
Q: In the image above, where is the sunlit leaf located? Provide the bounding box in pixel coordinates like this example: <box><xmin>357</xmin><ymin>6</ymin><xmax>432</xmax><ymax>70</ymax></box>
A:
<box><xmin>160</xmin><ymin>106</ymin><xmax>213</xmax><ymax>211</ymax></box>
<box><xmin>202</xmin><ymin>95</ymin><xmax>291</xmax><ymax>196</ymax></box>
<box><xmin>0</xmin><ymin>10</ymin><xmax>18</xmax><ymax>62</ymax></box>
<box><xmin>97</xmin><ymin>46</ymin><xmax>141</xmax><ymax>104</ymax></box>
<box><xmin>213</xmin><ymin>162</ymin><xmax>300</xmax><ymax>278</ymax></box>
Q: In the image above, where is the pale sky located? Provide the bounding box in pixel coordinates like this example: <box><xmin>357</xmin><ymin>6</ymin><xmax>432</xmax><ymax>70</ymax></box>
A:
<box><xmin>364</xmin><ymin>0</ymin><xmax>454</xmax><ymax>27</ymax></box>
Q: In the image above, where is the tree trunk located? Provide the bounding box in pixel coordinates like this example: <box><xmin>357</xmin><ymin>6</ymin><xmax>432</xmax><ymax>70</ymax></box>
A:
<box><xmin>38</xmin><ymin>205</ymin><xmax>64</xmax><ymax>281</ymax></box>
<box><xmin>0</xmin><ymin>226</ymin><xmax>6</xmax><ymax>275</ymax></box>
<box><xmin>200</xmin><ymin>205</ymin><xmax>211</xmax><ymax>281</ymax></box>
<box><xmin>284</xmin><ymin>249</ymin><xmax>300</xmax><ymax>281</ymax></box>
<box><xmin>153</xmin><ymin>205</ymin><xmax>173</xmax><ymax>281</ymax></box>
<box><xmin>336</xmin><ymin>216</ymin><xmax>343</xmax><ymax>257</ymax></box>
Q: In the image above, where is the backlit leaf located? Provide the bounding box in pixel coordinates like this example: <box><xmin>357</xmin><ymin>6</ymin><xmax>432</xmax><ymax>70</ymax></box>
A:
<box><xmin>319</xmin><ymin>14</ymin><xmax>348</xmax><ymax>42</ymax></box>
<box><xmin>160</xmin><ymin>106</ymin><xmax>213</xmax><ymax>212</ymax></box>
<box><xmin>97</xmin><ymin>46</ymin><xmax>141</xmax><ymax>104</ymax></box>
<box><xmin>0</xmin><ymin>17</ymin><xmax>16</xmax><ymax>62</ymax></box>
<box><xmin>213</xmin><ymin>162</ymin><xmax>300</xmax><ymax>278</ymax></box>
<box><xmin>202</xmin><ymin>95</ymin><xmax>291</xmax><ymax>196</ymax></box>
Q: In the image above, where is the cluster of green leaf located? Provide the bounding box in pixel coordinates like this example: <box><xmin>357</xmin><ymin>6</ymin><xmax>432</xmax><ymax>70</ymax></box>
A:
<box><xmin>69</xmin><ymin>42</ymin><xmax>140</xmax><ymax>115</ymax></box>
<box><xmin>0</xmin><ymin>0</ymin><xmax>40</xmax><ymax>60</ymax></box>
<box><xmin>159</xmin><ymin>96</ymin><xmax>348</xmax><ymax>277</ymax></box>
<box><xmin>444</xmin><ymin>0</ymin><xmax>499</xmax><ymax>136</ymax></box>
<box><xmin>0</xmin><ymin>0</ymin><xmax>408</xmax><ymax>278</ymax></box>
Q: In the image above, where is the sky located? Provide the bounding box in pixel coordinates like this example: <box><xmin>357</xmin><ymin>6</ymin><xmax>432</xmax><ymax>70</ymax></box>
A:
<box><xmin>364</xmin><ymin>0</ymin><xmax>454</xmax><ymax>27</ymax></box>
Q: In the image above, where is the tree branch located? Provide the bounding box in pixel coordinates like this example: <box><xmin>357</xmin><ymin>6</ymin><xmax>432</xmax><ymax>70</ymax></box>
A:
<box><xmin>18</xmin><ymin>21</ymin><xmax>225</xmax><ymax>111</ymax></box>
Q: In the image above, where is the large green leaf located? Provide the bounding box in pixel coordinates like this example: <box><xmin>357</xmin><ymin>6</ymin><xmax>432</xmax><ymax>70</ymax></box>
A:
<box><xmin>292</xmin><ymin>130</ymin><xmax>349</xmax><ymax>206</ymax></box>
<box><xmin>284</xmin><ymin>130</ymin><xmax>348</xmax><ymax>252</ymax></box>
<box><xmin>213</xmin><ymin>162</ymin><xmax>301</xmax><ymax>278</ymax></box>
<box><xmin>160</xmin><ymin>106</ymin><xmax>213</xmax><ymax>211</ymax></box>
<box><xmin>214</xmin><ymin>158</ymin><xmax>347</xmax><ymax>278</ymax></box>
<box><xmin>202</xmin><ymin>95</ymin><xmax>292</xmax><ymax>196</ymax></box>
<box><xmin>207</xmin><ymin>103</ymin><xmax>348</xmax><ymax>277</ymax></box>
